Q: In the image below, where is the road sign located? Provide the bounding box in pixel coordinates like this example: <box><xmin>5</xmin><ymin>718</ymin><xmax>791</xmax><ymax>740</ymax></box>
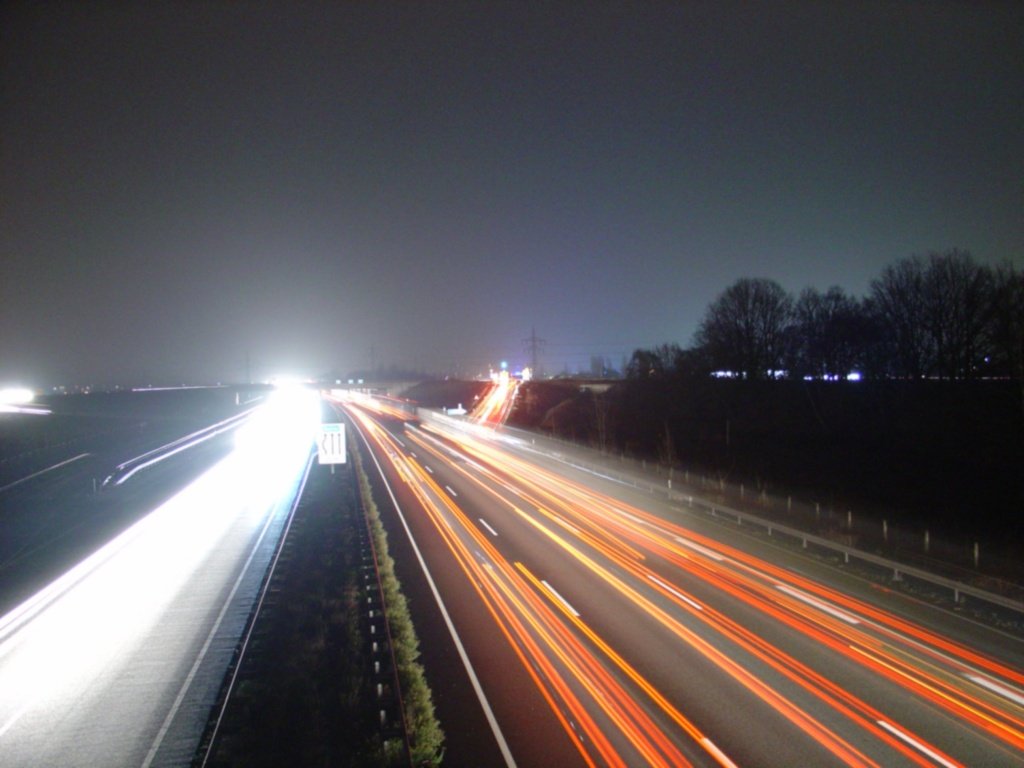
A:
<box><xmin>317</xmin><ymin>423</ymin><xmax>346</xmax><ymax>464</ymax></box>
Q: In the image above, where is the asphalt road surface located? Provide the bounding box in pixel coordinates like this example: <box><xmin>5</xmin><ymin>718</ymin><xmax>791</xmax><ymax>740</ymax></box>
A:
<box><xmin>340</xmin><ymin>395</ymin><xmax>1024</xmax><ymax>768</ymax></box>
<box><xmin>0</xmin><ymin>391</ymin><xmax>313</xmax><ymax>767</ymax></box>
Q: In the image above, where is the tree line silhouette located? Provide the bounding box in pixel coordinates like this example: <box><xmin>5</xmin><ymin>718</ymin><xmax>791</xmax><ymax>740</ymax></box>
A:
<box><xmin>627</xmin><ymin>250</ymin><xmax>1023</xmax><ymax>391</ymax></box>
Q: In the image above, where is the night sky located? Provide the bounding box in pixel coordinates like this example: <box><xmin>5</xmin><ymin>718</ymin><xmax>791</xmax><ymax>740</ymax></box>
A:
<box><xmin>2</xmin><ymin>2</ymin><xmax>1021</xmax><ymax>386</ymax></box>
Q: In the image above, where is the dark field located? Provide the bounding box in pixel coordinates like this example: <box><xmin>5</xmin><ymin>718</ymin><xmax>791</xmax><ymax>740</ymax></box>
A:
<box><xmin>510</xmin><ymin>379</ymin><xmax>1024</xmax><ymax>548</ymax></box>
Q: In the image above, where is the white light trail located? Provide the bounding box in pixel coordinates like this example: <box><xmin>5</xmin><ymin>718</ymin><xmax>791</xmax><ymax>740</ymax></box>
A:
<box><xmin>0</xmin><ymin>389</ymin><xmax>318</xmax><ymax>751</ymax></box>
<box><xmin>776</xmin><ymin>585</ymin><xmax>861</xmax><ymax>625</ymax></box>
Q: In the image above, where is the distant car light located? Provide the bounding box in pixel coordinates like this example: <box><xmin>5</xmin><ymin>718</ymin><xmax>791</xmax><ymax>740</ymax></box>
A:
<box><xmin>0</xmin><ymin>387</ymin><xmax>34</xmax><ymax>406</ymax></box>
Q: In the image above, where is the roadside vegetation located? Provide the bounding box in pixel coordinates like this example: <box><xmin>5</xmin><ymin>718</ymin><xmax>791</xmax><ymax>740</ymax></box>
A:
<box><xmin>506</xmin><ymin>251</ymin><xmax>1024</xmax><ymax>565</ymax></box>
<box><xmin>204</xmin><ymin>435</ymin><xmax>442</xmax><ymax>767</ymax></box>
<box><xmin>353</xmin><ymin>444</ymin><xmax>445</xmax><ymax>766</ymax></box>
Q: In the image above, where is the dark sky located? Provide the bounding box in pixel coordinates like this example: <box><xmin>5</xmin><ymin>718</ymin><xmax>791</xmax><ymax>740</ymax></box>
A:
<box><xmin>2</xmin><ymin>2</ymin><xmax>1022</xmax><ymax>385</ymax></box>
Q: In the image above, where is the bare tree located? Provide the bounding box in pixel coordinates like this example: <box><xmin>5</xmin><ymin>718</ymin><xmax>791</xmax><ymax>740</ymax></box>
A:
<box><xmin>921</xmin><ymin>249</ymin><xmax>992</xmax><ymax>379</ymax></box>
<box><xmin>789</xmin><ymin>286</ymin><xmax>865</xmax><ymax>378</ymax></box>
<box><xmin>990</xmin><ymin>262</ymin><xmax>1024</xmax><ymax>412</ymax></box>
<box><xmin>625</xmin><ymin>343</ymin><xmax>683</xmax><ymax>379</ymax></box>
<box><xmin>870</xmin><ymin>256</ymin><xmax>932</xmax><ymax>378</ymax></box>
<box><xmin>694</xmin><ymin>278</ymin><xmax>793</xmax><ymax>379</ymax></box>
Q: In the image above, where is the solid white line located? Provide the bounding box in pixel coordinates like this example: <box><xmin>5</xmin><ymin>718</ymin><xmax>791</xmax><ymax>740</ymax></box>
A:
<box><xmin>115</xmin><ymin>430</ymin><xmax>220</xmax><ymax>485</ymax></box>
<box><xmin>445</xmin><ymin>485</ymin><xmax>458</xmax><ymax>497</ymax></box>
<box><xmin>0</xmin><ymin>701</ymin><xmax>34</xmax><ymax>740</ymax></box>
<box><xmin>674</xmin><ymin>536</ymin><xmax>725</xmax><ymax>562</ymax></box>
<box><xmin>876</xmin><ymin>720</ymin><xmax>958</xmax><ymax>768</ymax></box>
<box><xmin>479</xmin><ymin>518</ymin><xmax>499</xmax><ymax>537</ymax></box>
<box><xmin>541</xmin><ymin>580</ymin><xmax>580</xmax><ymax>617</ymax></box>
<box><xmin>352</xmin><ymin>417</ymin><xmax>517</xmax><ymax>767</ymax></box>
<box><xmin>648</xmin><ymin>574</ymin><xmax>703</xmax><ymax>611</ymax></box>
<box><xmin>776</xmin><ymin>585</ymin><xmax>860</xmax><ymax>625</ymax></box>
<box><xmin>0</xmin><ymin>453</ymin><xmax>91</xmax><ymax>493</ymax></box>
<box><xmin>966</xmin><ymin>674</ymin><xmax>1024</xmax><ymax>707</ymax></box>
<box><xmin>143</xmin><ymin>453</ymin><xmax>313</xmax><ymax>768</ymax></box>
<box><xmin>700</xmin><ymin>737</ymin><xmax>740</xmax><ymax>768</ymax></box>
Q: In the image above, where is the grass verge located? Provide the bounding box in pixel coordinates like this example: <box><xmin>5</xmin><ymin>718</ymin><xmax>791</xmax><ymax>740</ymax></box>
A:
<box><xmin>352</xmin><ymin>439</ymin><xmax>445</xmax><ymax>766</ymax></box>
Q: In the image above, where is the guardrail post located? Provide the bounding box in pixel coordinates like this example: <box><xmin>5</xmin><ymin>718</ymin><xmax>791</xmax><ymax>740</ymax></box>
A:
<box><xmin>740</xmin><ymin>483</ymin><xmax>744</xmax><ymax>499</ymax></box>
<box><xmin>787</xmin><ymin>496</ymin><xmax>792</xmax><ymax>511</ymax></box>
<box><xmin>893</xmin><ymin>568</ymin><xmax>902</xmax><ymax>582</ymax></box>
<box><xmin>924</xmin><ymin>529</ymin><xmax>930</xmax><ymax>553</ymax></box>
<box><xmin>974</xmin><ymin>541</ymin><xmax>979</xmax><ymax>569</ymax></box>
<box><xmin>883</xmin><ymin>519</ymin><xmax>888</xmax><ymax>542</ymax></box>
<box><xmin>847</xmin><ymin>510</ymin><xmax>852</xmax><ymax>529</ymax></box>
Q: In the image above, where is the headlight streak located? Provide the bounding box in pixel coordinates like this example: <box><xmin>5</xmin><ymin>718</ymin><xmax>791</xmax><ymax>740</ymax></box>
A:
<box><xmin>411</xmin><ymin>419</ymin><xmax>1024</xmax><ymax>765</ymax></box>
<box><xmin>0</xmin><ymin>392</ymin><xmax>317</xmax><ymax>752</ymax></box>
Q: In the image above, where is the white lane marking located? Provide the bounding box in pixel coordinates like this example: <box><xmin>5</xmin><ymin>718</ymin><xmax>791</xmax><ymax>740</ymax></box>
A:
<box><xmin>648</xmin><ymin>574</ymin><xmax>703</xmax><ymax>611</ymax></box>
<box><xmin>776</xmin><ymin>585</ymin><xmax>860</xmax><ymax>625</ymax></box>
<box><xmin>394</xmin><ymin>437</ymin><xmax>405</xmax><ymax>448</ymax></box>
<box><xmin>966</xmin><ymin>674</ymin><xmax>1024</xmax><ymax>707</ymax></box>
<box><xmin>351</xmin><ymin>419</ymin><xmax>517</xmax><ymax>767</ymax></box>
<box><xmin>0</xmin><ymin>701</ymin><xmax>34</xmax><ymax>740</ymax></box>
<box><xmin>542</xmin><ymin>580</ymin><xmax>580</xmax><ymax>617</ymax></box>
<box><xmin>0</xmin><ymin>453</ymin><xmax>91</xmax><ymax>493</ymax></box>
<box><xmin>617</xmin><ymin>509</ymin><xmax>647</xmax><ymax>526</ymax></box>
<box><xmin>700</xmin><ymin>737</ymin><xmax>740</xmax><ymax>768</ymax></box>
<box><xmin>424</xmin><ymin>464</ymin><xmax>434</xmax><ymax>474</ymax></box>
<box><xmin>876</xmin><ymin>720</ymin><xmax>957</xmax><ymax>768</ymax></box>
<box><xmin>674</xmin><ymin>536</ymin><xmax>725</xmax><ymax>562</ymax></box>
<box><xmin>445</xmin><ymin>485</ymin><xmax>458</xmax><ymax>497</ymax></box>
<box><xmin>479</xmin><ymin>519</ymin><xmax>499</xmax><ymax>537</ymax></box>
<box><xmin>559</xmin><ymin>519</ymin><xmax>580</xmax><ymax>534</ymax></box>
<box><xmin>409</xmin><ymin>451</ymin><xmax>417</xmax><ymax>458</ymax></box>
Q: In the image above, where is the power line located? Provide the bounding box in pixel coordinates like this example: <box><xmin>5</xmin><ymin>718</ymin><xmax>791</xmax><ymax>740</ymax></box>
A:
<box><xmin>522</xmin><ymin>327</ymin><xmax>546</xmax><ymax>374</ymax></box>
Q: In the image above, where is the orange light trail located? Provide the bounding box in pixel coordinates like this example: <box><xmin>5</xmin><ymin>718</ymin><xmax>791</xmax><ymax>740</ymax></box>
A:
<box><xmin>412</xmin><ymin>419</ymin><xmax>1024</xmax><ymax>762</ymax></box>
<box><xmin>339</xmin><ymin>399</ymin><xmax>1024</xmax><ymax>767</ymax></box>
<box><xmin>345</xmin><ymin>404</ymin><xmax>711</xmax><ymax>766</ymax></box>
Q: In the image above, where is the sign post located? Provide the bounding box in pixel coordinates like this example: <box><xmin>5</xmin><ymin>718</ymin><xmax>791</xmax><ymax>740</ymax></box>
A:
<box><xmin>317</xmin><ymin>423</ymin><xmax>346</xmax><ymax>467</ymax></box>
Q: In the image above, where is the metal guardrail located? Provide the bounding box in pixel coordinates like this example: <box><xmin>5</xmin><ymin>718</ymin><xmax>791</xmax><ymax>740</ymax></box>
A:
<box><xmin>663</xmin><ymin>489</ymin><xmax>1024</xmax><ymax>615</ymax></box>
<box><xmin>422</xmin><ymin>409</ymin><xmax>1024</xmax><ymax>618</ymax></box>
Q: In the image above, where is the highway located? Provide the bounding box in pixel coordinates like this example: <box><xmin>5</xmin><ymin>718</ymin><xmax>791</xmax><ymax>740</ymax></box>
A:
<box><xmin>0</xmin><ymin>388</ymin><xmax>318</xmax><ymax>767</ymax></box>
<box><xmin>338</xmin><ymin>393</ymin><xmax>1024</xmax><ymax>768</ymax></box>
